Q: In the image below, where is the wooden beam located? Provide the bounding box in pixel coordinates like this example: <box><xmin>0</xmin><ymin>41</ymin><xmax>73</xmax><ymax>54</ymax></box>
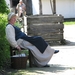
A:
<box><xmin>39</xmin><ymin>0</ymin><xmax>42</xmax><ymax>15</ymax></box>
<box><xmin>53</xmin><ymin>0</ymin><xmax>56</xmax><ymax>14</ymax></box>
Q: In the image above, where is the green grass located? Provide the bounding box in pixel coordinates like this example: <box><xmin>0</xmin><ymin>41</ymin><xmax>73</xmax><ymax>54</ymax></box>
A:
<box><xmin>64</xmin><ymin>19</ymin><xmax>75</xmax><ymax>25</ymax></box>
<box><xmin>64</xmin><ymin>21</ymin><xmax>75</xmax><ymax>25</ymax></box>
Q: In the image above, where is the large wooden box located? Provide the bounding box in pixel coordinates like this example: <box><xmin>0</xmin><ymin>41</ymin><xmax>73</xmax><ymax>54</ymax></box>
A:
<box><xmin>11</xmin><ymin>56</ymin><xmax>28</xmax><ymax>69</ymax></box>
<box><xmin>27</xmin><ymin>15</ymin><xmax>64</xmax><ymax>45</ymax></box>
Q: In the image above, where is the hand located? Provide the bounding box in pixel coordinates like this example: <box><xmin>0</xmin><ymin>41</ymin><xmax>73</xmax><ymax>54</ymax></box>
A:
<box><xmin>16</xmin><ymin>46</ymin><xmax>21</xmax><ymax>51</ymax></box>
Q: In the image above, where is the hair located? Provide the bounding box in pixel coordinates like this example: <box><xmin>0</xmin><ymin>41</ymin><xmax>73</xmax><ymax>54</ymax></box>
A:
<box><xmin>19</xmin><ymin>0</ymin><xmax>23</xmax><ymax>2</ymax></box>
<box><xmin>8</xmin><ymin>12</ymin><xmax>16</xmax><ymax>21</ymax></box>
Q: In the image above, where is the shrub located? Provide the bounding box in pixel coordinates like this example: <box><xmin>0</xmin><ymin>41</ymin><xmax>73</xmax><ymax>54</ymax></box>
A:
<box><xmin>0</xmin><ymin>13</ymin><xmax>10</xmax><ymax>69</ymax></box>
<box><xmin>0</xmin><ymin>0</ymin><xmax>9</xmax><ymax>14</ymax></box>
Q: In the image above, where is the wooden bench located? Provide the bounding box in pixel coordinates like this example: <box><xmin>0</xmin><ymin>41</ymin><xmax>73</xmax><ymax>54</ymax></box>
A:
<box><xmin>10</xmin><ymin>46</ymin><xmax>33</xmax><ymax>68</ymax></box>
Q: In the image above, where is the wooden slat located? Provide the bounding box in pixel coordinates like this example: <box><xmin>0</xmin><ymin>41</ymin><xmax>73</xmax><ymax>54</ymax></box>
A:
<box><xmin>28</xmin><ymin>28</ymin><xmax>63</xmax><ymax>35</ymax></box>
<box><xmin>27</xmin><ymin>15</ymin><xmax>64</xmax><ymax>23</ymax></box>
<box><xmin>29</xmin><ymin>23</ymin><xmax>64</xmax><ymax>29</ymax></box>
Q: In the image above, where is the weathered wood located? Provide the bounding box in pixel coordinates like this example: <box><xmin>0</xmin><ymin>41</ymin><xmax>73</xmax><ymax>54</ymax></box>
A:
<box><xmin>39</xmin><ymin>0</ymin><xmax>42</xmax><ymax>15</ymax></box>
<box><xmin>27</xmin><ymin>15</ymin><xmax>64</xmax><ymax>24</ymax></box>
<box><xmin>27</xmin><ymin>15</ymin><xmax>64</xmax><ymax>45</ymax></box>
<box><xmin>28</xmin><ymin>28</ymin><xmax>63</xmax><ymax>35</ymax></box>
<box><xmin>28</xmin><ymin>23</ymin><xmax>64</xmax><ymax>29</ymax></box>
<box><xmin>53</xmin><ymin>0</ymin><xmax>56</xmax><ymax>14</ymax></box>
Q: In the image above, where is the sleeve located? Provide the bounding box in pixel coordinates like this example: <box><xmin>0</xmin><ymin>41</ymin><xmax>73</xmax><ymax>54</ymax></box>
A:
<box><xmin>16</xmin><ymin>4</ymin><xmax>19</xmax><ymax>9</ymax></box>
<box><xmin>5</xmin><ymin>25</ymin><xmax>18</xmax><ymax>48</ymax></box>
<box><xmin>22</xmin><ymin>3</ymin><xmax>26</xmax><ymax>10</ymax></box>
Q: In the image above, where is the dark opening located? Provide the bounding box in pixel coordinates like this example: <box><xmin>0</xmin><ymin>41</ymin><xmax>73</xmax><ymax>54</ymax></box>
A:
<box><xmin>12</xmin><ymin>0</ymin><xmax>19</xmax><ymax>6</ymax></box>
<box><xmin>26</xmin><ymin>0</ymin><xmax>32</xmax><ymax>15</ymax></box>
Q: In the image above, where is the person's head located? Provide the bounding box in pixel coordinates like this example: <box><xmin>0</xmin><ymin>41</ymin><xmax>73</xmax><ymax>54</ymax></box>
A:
<box><xmin>19</xmin><ymin>0</ymin><xmax>23</xmax><ymax>4</ymax></box>
<box><xmin>8</xmin><ymin>12</ymin><xmax>16</xmax><ymax>24</ymax></box>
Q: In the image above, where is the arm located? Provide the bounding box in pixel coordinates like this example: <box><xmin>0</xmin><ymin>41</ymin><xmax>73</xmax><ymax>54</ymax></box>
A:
<box><xmin>22</xmin><ymin>3</ymin><xmax>26</xmax><ymax>11</ymax></box>
<box><xmin>5</xmin><ymin>25</ymin><xmax>21</xmax><ymax>50</ymax></box>
<box><xmin>16</xmin><ymin>4</ymin><xmax>19</xmax><ymax>10</ymax></box>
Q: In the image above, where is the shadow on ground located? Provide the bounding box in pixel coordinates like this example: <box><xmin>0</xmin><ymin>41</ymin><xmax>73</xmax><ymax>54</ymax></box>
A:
<box><xmin>65</xmin><ymin>40</ymin><xmax>75</xmax><ymax>46</ymax></box>
<box><xmin>1</xmin><ymin>64</ymin><xmax>75</xmax><ymax>75</ymax></box>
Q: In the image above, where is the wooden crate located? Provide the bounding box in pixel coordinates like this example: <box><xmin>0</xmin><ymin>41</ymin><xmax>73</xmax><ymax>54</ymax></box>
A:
<box><xmin>27</xmin><ymin>15</ymin><xmax>64</xmax><ymax>45</ymax></box>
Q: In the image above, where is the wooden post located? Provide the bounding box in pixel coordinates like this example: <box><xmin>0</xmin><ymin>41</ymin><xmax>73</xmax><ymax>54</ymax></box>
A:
<box><xmin>39</xmin><ymin>0</ymin><xmax>42</xmax><ymax>15</ymax></box>
<box><xmin>53</xmin><ymin>0</ymin><xmax>56</xmax><ymax>14</ymax></box>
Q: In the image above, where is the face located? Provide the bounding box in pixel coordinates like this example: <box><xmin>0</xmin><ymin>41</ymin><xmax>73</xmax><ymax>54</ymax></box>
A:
<box><xmin>19</xmin><ymin>0</ymin><xmax>23</xmax><ymax>4</ymax></box>
<box><xmin>10</xmin><ymin>16</ymin><xmax>16</xmax><ymax>25</ymax></box>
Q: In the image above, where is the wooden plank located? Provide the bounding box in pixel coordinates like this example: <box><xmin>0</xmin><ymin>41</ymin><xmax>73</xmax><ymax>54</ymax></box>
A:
<box><xmin>28</xmin><ymin>32</ymin><xmax>63</xmax><ymax>40</ymax></box>
<box><xmin>28</xmin><ymin>27</ymin><xmax>63</xmax><ymax>34</ymax></box>
<box><xmin>41</xmin><ymin>33</ymin><xmax>63</xmax><ymax>38</ymax></box>
<box><xmin>47</xmin><ymin>41</ymin><xmax>62</xmax><ymax>46</ymax></box>
<box><xmin>29</xmin><ymin>23</ymin><xmax>64</xmax><ymax>29</ymax></box>
<box><xmin>27</xmin><ymin>15</ymin><xmax>64</xmax><ymax>23</ymax></box>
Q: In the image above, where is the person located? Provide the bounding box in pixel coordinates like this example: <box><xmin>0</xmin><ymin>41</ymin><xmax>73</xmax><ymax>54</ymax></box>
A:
<box><xmin>16</xmin><ymin>0</ymin><xmax>26</xmax><ymax>17</ymax></box>
<box><xmin>5</xmin><ymin>12</ymin><xmax>59</xmax><ymax>67</ymax></box>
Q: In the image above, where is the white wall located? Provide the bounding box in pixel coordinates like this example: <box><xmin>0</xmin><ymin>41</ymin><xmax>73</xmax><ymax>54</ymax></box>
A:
<box><xmin>32</xmin><ymin>0</ymin><xmax>52</xmax><ymax>15</ymax></box>
<box><xmin>56</xmin><ymin>0</ymin><xmax>75</xmax><ymax>18</ymax></box>
<box><xmin>32</xmin><ymin>0</ymin><xmax>39</xmax><ymax>15</ymax></box>
<box><xmin>42</xmin><ymin>0</ymin><xmax>52</xmax><ymax>14</ymax></box>
<box><xmin>41</xmin><ymin>0</ymin><xmax>75</xmax><ymax>18</ymax></box>
<box><xmin>32</xmin><ymin>0</ymin><xmax>75</xmax><ymax>18</ymax></box>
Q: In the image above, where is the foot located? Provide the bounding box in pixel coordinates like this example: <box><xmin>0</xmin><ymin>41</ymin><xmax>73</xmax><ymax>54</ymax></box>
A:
<box><xmin>43</xmin><ymin>64</ymin><xmax>50</xmax><ymax>67</ymax></box>
<box><xmin>54</xmin><ymin>50</ymin><xmax>59</xmax><ymax>54</ymax></box>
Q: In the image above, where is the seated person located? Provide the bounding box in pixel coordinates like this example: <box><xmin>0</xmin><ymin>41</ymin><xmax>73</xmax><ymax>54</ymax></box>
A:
<box><xmin>5</xmin><ymin>12</ymin><xmax>59</xmax><ymax>67</ymax></box>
